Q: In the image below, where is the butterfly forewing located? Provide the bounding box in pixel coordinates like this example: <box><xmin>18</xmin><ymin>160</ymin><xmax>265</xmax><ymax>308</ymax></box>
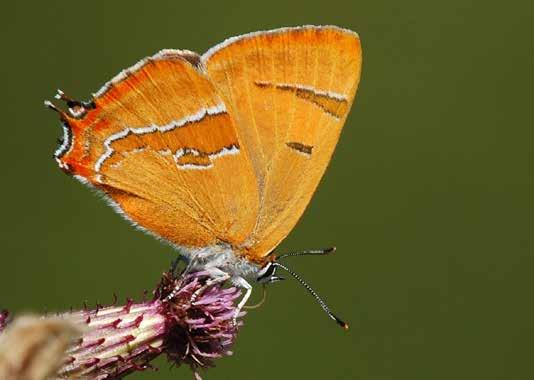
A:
<box><xmin>202</xmin><ymin>26</ymin><xmax>362</xmax><ymax>258</ymax></box>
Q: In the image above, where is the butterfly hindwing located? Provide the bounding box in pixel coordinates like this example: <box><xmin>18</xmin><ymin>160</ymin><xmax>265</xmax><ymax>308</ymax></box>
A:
<box><xmin>55</xmin><ymin>50</ymin><xmax>260</xmax><ymax>248</ymax></box>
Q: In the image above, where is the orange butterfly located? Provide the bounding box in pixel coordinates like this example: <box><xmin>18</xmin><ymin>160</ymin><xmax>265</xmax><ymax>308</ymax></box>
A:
<box><xmin>46</xmin><ymin>25</ymin><xmax>362</xmax><ymax>328</ymax></box>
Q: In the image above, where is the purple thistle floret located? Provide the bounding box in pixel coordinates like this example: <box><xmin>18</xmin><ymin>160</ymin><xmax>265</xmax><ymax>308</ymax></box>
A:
<box><xmin>57</xmin><ymin>270</ymin><xmax>245</xmax><ymax>379</ymax></box>
<box><xmin>0</xmin><ymin>311</ymin><xmax>8</xmax><ymax>334</ymax></box>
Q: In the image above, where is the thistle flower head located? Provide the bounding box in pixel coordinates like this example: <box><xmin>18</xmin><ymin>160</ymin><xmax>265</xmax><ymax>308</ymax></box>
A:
<box><xmin>157</xmin><ymin>270</ymin><xmax>244</xmax><ymax>370</ymax></box>
<box><xmin>54</xmin><ymin>269</ymin><xmax>245</xmax><ymax>379</ymax></box>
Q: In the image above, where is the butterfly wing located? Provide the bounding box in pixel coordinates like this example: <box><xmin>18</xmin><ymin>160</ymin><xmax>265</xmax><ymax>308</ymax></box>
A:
<box><xmin>53</xmin><ymin>50</ymin><xmax>260</xmax><ymax>249</ymax></box>
<box><xmin>202</xmin><ymin>26</ymin><xmax>362</xmax><ymax>258</ymax></box>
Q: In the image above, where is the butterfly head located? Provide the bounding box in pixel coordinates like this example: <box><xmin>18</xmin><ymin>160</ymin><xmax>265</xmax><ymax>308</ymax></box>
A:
<box><xmin>256</xmin><ymin>259</ymin><xmax>285</xmax><ymax>284</ymax></box>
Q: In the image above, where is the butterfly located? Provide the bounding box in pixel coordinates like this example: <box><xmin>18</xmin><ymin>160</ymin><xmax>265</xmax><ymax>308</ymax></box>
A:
<box><xmin>46</xmin><ymin>25</ymin><xmax>362</xmax><ymax>328</ymax></box>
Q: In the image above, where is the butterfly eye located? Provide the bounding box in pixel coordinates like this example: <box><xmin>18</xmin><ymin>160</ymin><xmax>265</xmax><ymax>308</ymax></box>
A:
<box><xmin>256</xmin><ymin>262</ymin><xmax>276</xmax><ymax>283</ymax></box>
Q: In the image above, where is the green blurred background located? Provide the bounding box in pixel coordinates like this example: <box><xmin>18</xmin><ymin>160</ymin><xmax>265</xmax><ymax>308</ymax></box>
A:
<box><xmin>2</xmin><ymin>0</ymin><xmax>533</xmax><ymax>379</ymax></box>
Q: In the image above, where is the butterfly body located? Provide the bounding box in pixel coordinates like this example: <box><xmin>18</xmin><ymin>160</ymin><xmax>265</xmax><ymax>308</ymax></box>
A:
<box><xmin>47</xmin><ymin>26</ymin><xmax>362</xmax><ymax>322</ymax></box>
<box><xmin>181</xmin><ymin>245</ymin><xmax>262</xmax><ymax>279</ymax></box>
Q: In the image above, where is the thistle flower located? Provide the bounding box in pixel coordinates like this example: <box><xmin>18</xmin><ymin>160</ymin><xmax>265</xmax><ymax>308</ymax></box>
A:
<box><xmin>0</xmin><ymin>270</ymin><xmax>245</xmax><ymax>380</ymax></box>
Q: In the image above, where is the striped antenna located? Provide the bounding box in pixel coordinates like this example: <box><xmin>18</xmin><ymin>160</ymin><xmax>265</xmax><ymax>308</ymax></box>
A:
<box><xmin>273</xmin><ymin>261</ymin><xmax>348</xmax><ymax>330</ymax></box>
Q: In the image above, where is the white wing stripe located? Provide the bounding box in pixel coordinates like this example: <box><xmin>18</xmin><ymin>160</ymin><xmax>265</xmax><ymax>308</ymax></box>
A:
<box><xmin>94</xmin><ymin>104</ymin><xmax>227</xmax><ymax>180</ymax></box>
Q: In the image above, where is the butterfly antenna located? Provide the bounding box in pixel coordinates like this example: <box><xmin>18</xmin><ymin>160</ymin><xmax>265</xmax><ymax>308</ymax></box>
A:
<box><xmin>272</xmin><ymin>261</ymin><xmax>348</xmax><ymax>330</ymax></box>
<box><xmin>277</xmin><ymin>247</ymin><xmax>336</xmax><ymax>260</ymax></box>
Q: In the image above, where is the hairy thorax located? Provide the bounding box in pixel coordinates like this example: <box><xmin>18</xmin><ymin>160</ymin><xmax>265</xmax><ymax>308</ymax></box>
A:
<box><xmin>179</xmin><ymin>244</ymin><xmax>262</xmax><ymax>280</ymax></box>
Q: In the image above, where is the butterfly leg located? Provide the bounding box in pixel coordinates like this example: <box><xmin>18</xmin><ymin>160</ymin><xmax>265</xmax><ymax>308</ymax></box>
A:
<box><xmin>231</xmin><ymin>276</ymin><xmax>252</xmax><ymax>324</ymax></box>
<box><xmin>191</xmin><ymin>267</ymin><xmax>230</xmax><ymax>304</ymax></box>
